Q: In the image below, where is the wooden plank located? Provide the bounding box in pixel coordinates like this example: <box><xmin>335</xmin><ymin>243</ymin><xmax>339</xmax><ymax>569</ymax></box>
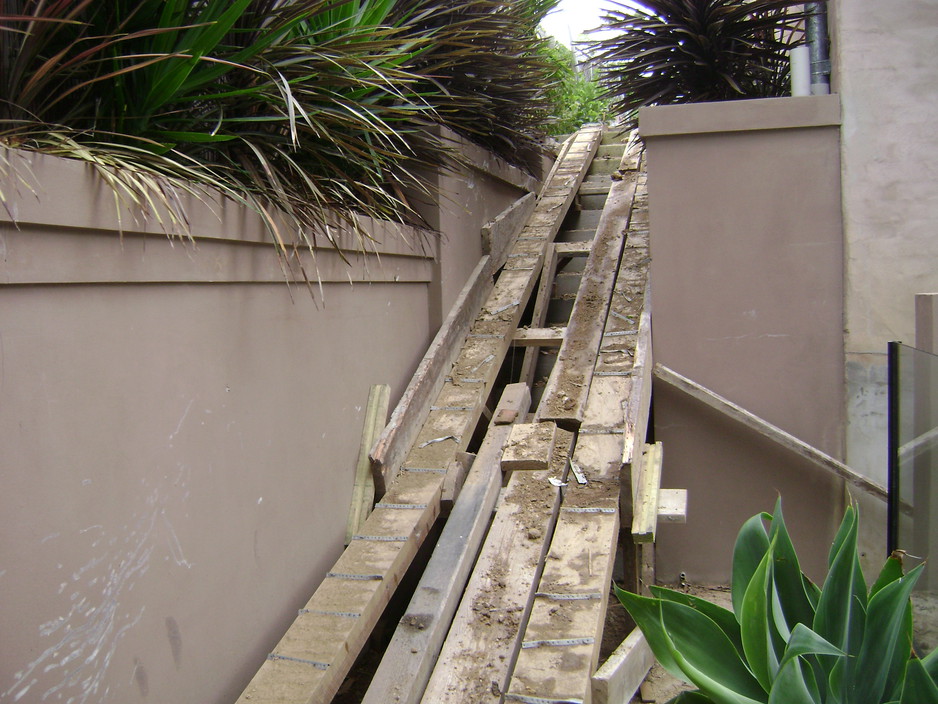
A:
<box><xmin>512</xmin><ymin>326</ymin><xmax>566</xmax><ymax>347</ymax></box>
<box><xmin>237</xmin><ymin>125</ymin><xmax>604</xmax><ymax>704</ymax></box>
<box><xmin>346</xmin><ymin>384</ymin><xmax>391</xmax><ymax>544</ymax></box>
<box><xmin>555</xmin><ymin>240</ymin><xmax>593</xmax><ymax>257</ymax></box>
<box><xmin>501</xmin><ymin>422</ymin><xmax>557</xmax><ymax>471</ymax></box>
<box><xmin>422</xmin><ymin>429</ymin><xmax>574</xmax><ymax>703</ymax></box>
<box><xmin>537</xmin><ymin>169</ymin><xmax>640</xmax><ymax>430</ymax></box>
<box><xmin>658</xmin><ymin>488</ymin><xmax>688</xmax><ymax>523</ymax></box>
<box><xmin>654</xmin><ymin>364</ymin><xmax>889</xmax><ymax>502</ymax></box>
<box><xmin>632</xmin><ymin>442</ymin><xmax>664</xmax><ymax>543</ymax></box>
<box><xmin>622</xmin><ymin>292</ymin><xmax>653</xmax><ymax>473</ymax></box>
<box><xmin>591</xmin><ymin>628</ymin><xmax>655</xmax><ymax>704</ymax></box>
<box><xmin>519</xmin><ymin>243</ymin><xmax>559</xmax><ymax>388</ymax></box>
<box><xmin>362</xmin><ymin>384</ymin><xmax>531</xmax><ymax>704</ymax></box>
<box><xmin>370</xmin><ymin>255</ymin><xmax>494</xmax><ymax>496</ymax></box>
<box><xmin>482</xmin><ymin>192</ymin><xmax>537</xmax><ymax>269</ymax></box>
<box><xmin>441</xmin><ymin>451</ymin><xmax>475</xmax><ymax>510</ymax></box>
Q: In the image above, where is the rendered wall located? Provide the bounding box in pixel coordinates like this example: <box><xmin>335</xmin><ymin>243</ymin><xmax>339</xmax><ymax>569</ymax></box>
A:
<box><xmin>0</xmin><ymin>142</ymin><xmax>532</xmax><ymax>704</ymax></box>
<box><xmin>834</xmin><ymin>0</ymin><xmax>938</xmax><ymax>484</ymax></box>
<box><xmin>641</xmin><ymin>96</ymin><xmax>846</xmax><ymax>583</ymax></box>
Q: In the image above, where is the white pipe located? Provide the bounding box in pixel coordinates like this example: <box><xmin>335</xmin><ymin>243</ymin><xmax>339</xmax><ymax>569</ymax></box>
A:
<box><xmin>790</xmin><ymin>45</ymin><xmax>811</xmax><ymax>97</ymax></box>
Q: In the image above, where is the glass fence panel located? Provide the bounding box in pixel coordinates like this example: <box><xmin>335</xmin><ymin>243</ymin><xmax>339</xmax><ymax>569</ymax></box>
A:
<box><xmin>888</xmin><ymin>341</ymin><xmax>938</xmax><ymax>654</ymax></box>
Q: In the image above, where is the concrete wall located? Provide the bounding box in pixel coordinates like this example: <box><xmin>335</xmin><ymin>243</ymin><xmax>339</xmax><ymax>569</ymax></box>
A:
<box><xmin>640</xmin><ymin>96</ymin><xmax>846</xmax><ymax>583</ymax></box>
<box><xmin>834</xmin><ymin>0</ymin><xmax>938</xmax><ymax>491</ymax></box>
<box><xmin>0</xmin><ymin>142</ymin><xmax>533</xmax><ymax>704</ymax></box>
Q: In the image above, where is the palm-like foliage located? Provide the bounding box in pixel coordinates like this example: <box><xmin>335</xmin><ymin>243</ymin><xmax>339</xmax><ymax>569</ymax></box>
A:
<box><xmin>591</xmin><ymin>0</ymin><xmax>806</xmax><ymax>127</ymax></box>
<box><xmin>0</xmin><ymin>0</ymin><xmax>557</xmax><ymax>278</ymax></box>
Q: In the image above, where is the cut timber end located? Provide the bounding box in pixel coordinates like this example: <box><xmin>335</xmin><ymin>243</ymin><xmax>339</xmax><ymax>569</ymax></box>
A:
<box><xmin>501</xmin><ymin>422</ymin><xmax>558</xmax><ymax>471</ymax></box>
<box><xmin>658</xmin><ymin>488</ymin><xmax>687</xmax><ymax>523</ymax></box>
<box><xmin>591</xmin><ymin>627</ymin><xmax>655</xmax><ymax>704</ymax></box>
<box><xmin>346</xmin><ymin>384</ymin><xmax>391</xmax><ymax>545</ymax></box>
<box><xmin>632</xmin><ymin>442</ymin><xmax>663</xmax><ymax>543</ymax></box>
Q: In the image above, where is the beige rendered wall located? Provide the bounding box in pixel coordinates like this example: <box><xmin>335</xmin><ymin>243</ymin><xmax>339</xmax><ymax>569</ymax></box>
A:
<box><xmin>0</xmin><ymin>144</ymin><xmax>531</xmax><ymax>704</ymax></box>
<box><xmin>833</xmin><ymin>0</ymin><xmax>938</xmax><ymax>484</ymax></box>
<box><xmin>641</xmin><ymin>96</ymin><xmax>846</xmax><ymax>583</ymax></box>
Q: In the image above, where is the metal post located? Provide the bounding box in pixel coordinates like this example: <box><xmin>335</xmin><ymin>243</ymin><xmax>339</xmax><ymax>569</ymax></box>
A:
<box><xmin>887</xmin><ymin>341</ymin><xmax>900</xmax><ymax>555</ymax></box>
<box><xmin>806</xmin><ymin>2</ymin><xmax>831</xmax><ymax>95</ymax></box>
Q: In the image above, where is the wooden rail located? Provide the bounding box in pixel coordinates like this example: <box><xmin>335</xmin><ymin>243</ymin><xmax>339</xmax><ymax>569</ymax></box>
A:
<box><xmin>654</xmin><ymin>364</ymin><xmax>888</xmax><ymax>502</ymax></box>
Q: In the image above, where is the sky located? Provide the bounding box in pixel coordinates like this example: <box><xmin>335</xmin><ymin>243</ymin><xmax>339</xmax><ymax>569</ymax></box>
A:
<box><xmin>539</xmin><ymin>0</ymin><xmax>610</xmax><ymax>51</ymax></box>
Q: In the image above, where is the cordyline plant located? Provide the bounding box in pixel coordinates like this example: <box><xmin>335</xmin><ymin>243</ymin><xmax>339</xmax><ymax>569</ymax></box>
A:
<box><xmin>0</xmin><ymin>0</ymin><xmax>557</xmax><ymax>282</ymax></box>
<box><xmin>591</xmin><ymin>0</ymin><xmax>808</xmax><ymax>128</ymax></box>
<box><xmin>617</xmin><ymin>499</ymin><xmax>938</xmax><ymax>704</ymax></box>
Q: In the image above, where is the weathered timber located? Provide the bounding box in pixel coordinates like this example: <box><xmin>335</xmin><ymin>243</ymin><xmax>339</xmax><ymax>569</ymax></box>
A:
<box><xmin>501</xmin><ymin>422</ymin><xmax>558</xmax><ymax>471</ymax></box>
<box><xmin>506</xmin><ymin>140</ymin><xmax>655</xmax><ymax>704</ymax></box>
<box><xmin>440</xmin><ymin>451</ymin><xmax>475</xmax><ymax>511</ymax></box>
<box><xmin>482</xmin><ymin>192</ymin><xmax>537</xmax><ymax>267</ymax></box>
<box><xmin>554</xmin><ymin>240</ymin><xmax>594</xmax><ymax>257</ymax></box>
<box><xmin>370</xmin><ymin>255</ymin><xmax>493</xmax><ymax>496</ymax></box>
<box><xmin>632</xmin><ymin>442</ymin><xmax>664</xmax><ymax>542</ymax></box>
<box><xmin>361</xmin><ymin>384</ymin><xmax>531</xmax><ymax>704</ymax></box>
<box><xmin>537</xmin><ymin>162</ymin><xmax>641</xmax><ymax>431</ymax></box>
<box><xmin>236</xmin><ymin>125</ymin><xmax>603</xmax><ymax>704</ymax></box>
<box><xmin>421</xmin><ymin>429</ymin><xmax>574</xmax><ymax>703</ymax></box>
<box><xmin>654</xmin><ymin>364</ymin><xmax>888</xmax><ymax>502</ymax></box>
<box><xmin>512</xmin><ymin>326</ymin><xmax>566</xmax><ymax>347</ymax></box>
<box><xmin>346</xmin><ymin>384</ymin><xmax>391</xmax><ymax>545</ymax></box>
<box><xmin>592</xmin><ymin>628</ymin><xmax>655</xmax><ymax>704</ymax></box>
<box><xmin>622</xmin><ymin>295</ymin><xmax>653</xmax><ymax>476</ymax></box>
<box><xmin>519</xmin><ymin>243</ymin><xmax>559</xmax><ymax>388</ymax></box>
<box><xmin>658</xmin><ymin>488</ymin><xmax>688</xmax><ymax>523</ymax></box>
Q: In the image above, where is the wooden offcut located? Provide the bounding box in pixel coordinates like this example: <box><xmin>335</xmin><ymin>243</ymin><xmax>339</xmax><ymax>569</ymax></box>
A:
<box><xmin>501</xmin><ymin>422</ymin><xmax>557</xmax><ymax>471</ymax></box>
<box><xmin>592</xmin><ymin>628</ymin><xmax>655</xmax><ymax>704</ymax></box>
<box><xmin>346</xmin><ymin>384</ymin><xmax>391</xmax><ymax>545</ymax></box>
<box><xmin>632</xmin><ymin>442</ymin><xmax>664</xmax><ymax>543</ymax></box>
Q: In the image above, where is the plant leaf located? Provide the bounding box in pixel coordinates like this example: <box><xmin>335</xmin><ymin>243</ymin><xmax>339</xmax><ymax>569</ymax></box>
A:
<box><xmin>651</xmin><ymin>586</ymin><xmax>744</xmax><ymax>658</ymax></box>
<box><xmin>899</xmin><ymin>658</ymin><xmax>938</xmax><ymax>704</ymax></box>
<box><xmin>732</xmin><ymin>512</ymin><xmax>771</xmax><ymax>616</ymax></box>
<box><xmin>660</xmin><ymin>600</ymin><xmax>769</xmax><ymax>704</ymax></box>
<box><xmin>740</xmin><ymin>542</ymin><xmax>777</xmax><ymax>692</ymax></box>
<box><xmin>849</xmin><ymin>564</ymin><xmax>924</xmax><ymax>704</ymax></box>
<box><xmin>768</xmin><ymin>657</ymin><xmax>821</xmax><ymax>704</ymax></box>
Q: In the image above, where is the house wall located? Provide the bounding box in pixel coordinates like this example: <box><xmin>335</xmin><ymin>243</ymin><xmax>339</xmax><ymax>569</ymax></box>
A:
<box><xmin>834</xmin><ymin>0</ymin><xmax>938</xmax><ymax>480</ymax></box>
<box><xmin>832</xmin><ymin>0</ymin><xmax>938</xmax><ymax>569</ymax></box>
<box><xmin>640</xmin><ymin>96</ymin><xmax>846</xmax><ymax>584</ymax></box>
<box><xmin>0</xmin><ymin>142</ymin><xmax>532</xmax><ymax>704</ymax></box>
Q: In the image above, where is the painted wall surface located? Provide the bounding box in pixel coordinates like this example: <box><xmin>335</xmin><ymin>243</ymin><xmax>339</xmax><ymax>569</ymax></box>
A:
<box><xmin>0</xmin><ymin>143</ymin><xmax>532</xmax><ymax>703</ymax></box>
<box><xmin>641</xmin><ymin>96</ymin><xmax>846</xmax><ymax>583</ymax></box>
<box><xmin>835</xmin><ymin>0</ymin><xmax>938</xmax><ymax>489</ymax></box>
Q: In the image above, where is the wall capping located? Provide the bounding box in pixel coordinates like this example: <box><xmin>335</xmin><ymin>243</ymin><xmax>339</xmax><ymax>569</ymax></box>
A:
<box><xmin>639</xmin><ymin>95</ymin><xmax>842</xmax><ymax>138</ymax></box>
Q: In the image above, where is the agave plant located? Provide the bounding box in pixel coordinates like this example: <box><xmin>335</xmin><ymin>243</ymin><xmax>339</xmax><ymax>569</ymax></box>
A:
<box><xmin>617</xmin><ymin>499</ymin><xmax>938</xmax><ymax>704</ymax></box>
<box><xmin>591</xmin><ymin>0</ymin><xmax>807</xmax><ymax>128</ymax></box>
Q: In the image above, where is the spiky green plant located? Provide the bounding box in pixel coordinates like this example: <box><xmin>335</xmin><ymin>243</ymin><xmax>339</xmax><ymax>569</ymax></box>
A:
<box><xmin>617</xmin><ymin>499</ymin><xmax>938</xmax><ymax>704</ymax></box>
<box><xmin>591</xmin><ymin>0</ymin><xmax>807</xmax><ymax>128</ymax></box>
<box><xmin>1</xmin><ymin>0</ymin><xmax>559</xmax><ymax>282</ymax></box>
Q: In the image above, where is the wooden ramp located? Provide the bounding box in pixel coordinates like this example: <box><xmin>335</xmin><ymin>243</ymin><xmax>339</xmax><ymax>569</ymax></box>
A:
<box><xmin>236</xmin><ymin>125</ymin><xmax>687</xmax><ymax>704</ymax></box>
<box><xmin>236</xmin><ymin>126</ymin><xmax>603</xmax><ymax>704</ymax></box>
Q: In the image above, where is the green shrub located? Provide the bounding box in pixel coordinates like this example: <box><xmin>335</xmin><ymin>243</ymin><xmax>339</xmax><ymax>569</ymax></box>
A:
<box><xmin>540</xmin><ymin>39</ymin><xmax>609</xmax><ymax>135</ymax></box>
<box><xmin>617</xmin><ymin>499</ymin><xmax>938</xmax><ymax>704</ymax></box>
